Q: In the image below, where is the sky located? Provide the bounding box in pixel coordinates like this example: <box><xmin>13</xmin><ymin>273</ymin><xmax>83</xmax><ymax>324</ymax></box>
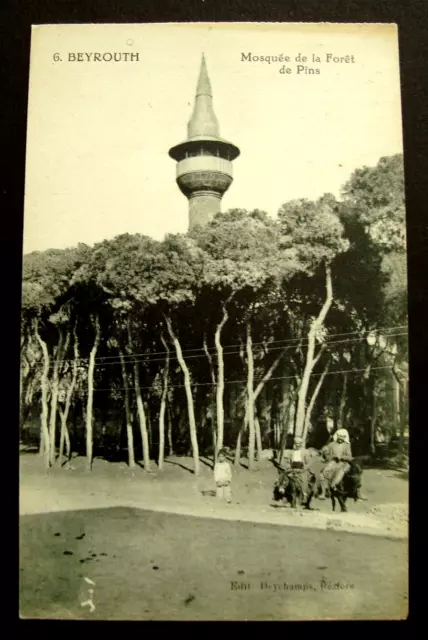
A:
<box><xmin>23</xmin><ymin>23</ymin><xmax>403</xmax><ymax>255</ymax></box>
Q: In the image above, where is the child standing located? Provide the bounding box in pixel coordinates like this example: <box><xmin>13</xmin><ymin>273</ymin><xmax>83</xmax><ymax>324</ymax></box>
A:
<box><xmin>214</xmin><ymin>449</ymin><xmax>232</xmax><ymax>503</ymax></box>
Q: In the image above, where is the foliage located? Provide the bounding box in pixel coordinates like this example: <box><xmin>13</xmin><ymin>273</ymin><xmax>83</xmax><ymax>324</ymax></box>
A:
<box><xmin>20</xmin><ymin>154</ymin><xmax>408</xmax><ymax>465</ymax></box>
<box><xmin>341</xmin><ymin>154</ymin><xmax>406</xmax><ymax>252</ymax></box>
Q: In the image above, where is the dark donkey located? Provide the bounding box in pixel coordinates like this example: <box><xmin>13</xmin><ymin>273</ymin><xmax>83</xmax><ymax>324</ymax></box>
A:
<box><xmin>328</xmin><ymin>460</ymin><xmax>363</xmax><ymax>512</ymax></box>
<box><xmin>273</xmin><ymin>467</ymin><xmax>317</xmax><ymax>510</ymax></box>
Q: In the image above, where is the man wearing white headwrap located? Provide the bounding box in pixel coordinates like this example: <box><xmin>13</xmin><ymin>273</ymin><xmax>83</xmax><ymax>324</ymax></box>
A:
<box><xmin>319</xmin><ymin>429</ymin><xmax>353</xmax><ymax>498</ymax></box>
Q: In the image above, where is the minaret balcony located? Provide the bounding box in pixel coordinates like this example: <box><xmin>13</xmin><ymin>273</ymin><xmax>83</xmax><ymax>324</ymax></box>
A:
<box><xmin>176</xmin><ymin>156</ymin><xmax>233</xmax><ymax>180</ymax></box>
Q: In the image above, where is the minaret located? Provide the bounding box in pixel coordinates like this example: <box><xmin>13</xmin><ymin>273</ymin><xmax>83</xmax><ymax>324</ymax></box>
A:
<box><xmin>169</xmin><ymin>54</ymin><xmax>240</xmax><ymax>230</ymax></box>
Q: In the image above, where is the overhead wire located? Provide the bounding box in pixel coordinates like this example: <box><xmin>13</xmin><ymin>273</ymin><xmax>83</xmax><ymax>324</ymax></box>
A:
<box><xmin>91</xmin><ymin>364</ymin><xmax>402</xmax><ymax>393</ymax></box>
<box><xmin>80</xmin><ymin>331</ymin><xmax>408</xmax><ymax>368</ymax></box>
<box><xmin>28</xmin><ymin>324</ymin><xmax>408</xmax><ymax>370</ymax></box>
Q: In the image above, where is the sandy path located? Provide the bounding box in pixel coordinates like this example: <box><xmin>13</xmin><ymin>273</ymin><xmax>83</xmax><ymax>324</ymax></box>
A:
<box><xmin>20</xmin><ymin>455</ymin><xmax>408</xmax><ymax>540</ymax></box>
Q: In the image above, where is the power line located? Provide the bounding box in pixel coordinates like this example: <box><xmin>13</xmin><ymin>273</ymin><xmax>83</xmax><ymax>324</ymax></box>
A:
<box><xmin>35</xmin><ymin>332</ymin><xmax>408</xmax><ymax>375</ymax></box>
<box><xmin>32</xmin><ymin>329</ymin><xmax>409</xmax><ymax>371</ymax></box>
<box><xmin>87</xmin><ymin>331</ymin><xmax>408</xmax><ymax>368</ymax></box>
<box><xmin>90</xmin><ymin>365</ymin><xmax>401</xmax><ymax>393</ymax></box>
<box><xmin>30</xmin><ymin>324</ymin><xmax>408</xmax><ymax>369</ymax></box>
<box><xmin>86</xmin><ymin>324</ymin><xmax>411</xmax><ymax>362</ymax></box>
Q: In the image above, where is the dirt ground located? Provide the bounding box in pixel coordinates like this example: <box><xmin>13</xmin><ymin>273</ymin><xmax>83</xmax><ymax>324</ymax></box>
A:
<box><xmin>20</xmin><ymin>507</ymin><xmax>408</xmax><ymax>621</ymax></box>
<box><xmin>19</xmin><ymin>452</ymin><xmax>408</xmax><ymax>620</ymax></box>
<box><xmin>19</xmin><ymin>451</ymin><xmax>409</xmax><ymax>538</ymax></box>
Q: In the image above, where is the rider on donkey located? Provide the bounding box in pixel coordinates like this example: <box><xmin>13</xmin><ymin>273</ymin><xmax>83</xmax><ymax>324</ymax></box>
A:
<box><xmin>281</xmin><ymin>435</ymin><xmax>312</xmax><ymax>503</ymax></box>
<box><xmin>319</xmin><ymin>428</ymin><xmax>366</xmax><ymax>500</ymax></box>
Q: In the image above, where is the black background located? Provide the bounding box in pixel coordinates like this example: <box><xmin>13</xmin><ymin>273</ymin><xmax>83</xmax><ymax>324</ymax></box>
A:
<box><xmin>3</xmin><ymin>0</ymin><xmax>426</xmax><ymax>627</ymax></box>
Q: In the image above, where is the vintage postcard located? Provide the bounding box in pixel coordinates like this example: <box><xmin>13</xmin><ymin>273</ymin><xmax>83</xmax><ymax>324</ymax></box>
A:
<box><xmin>20</xmin><ymin>23</ymin><xmax>408</xmax><ymax>620</ymax></box>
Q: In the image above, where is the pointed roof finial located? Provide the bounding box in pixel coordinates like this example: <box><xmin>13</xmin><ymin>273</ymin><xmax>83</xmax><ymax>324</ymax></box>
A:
<box><xmin>196</xmin><ymin>53</ymin><xmax>212</xmax><ymax>97</ymax></box>
<box><xmin>187</xmin><ymin>54</ymin><xmax>219</xmax><ymax>138</ymax></box>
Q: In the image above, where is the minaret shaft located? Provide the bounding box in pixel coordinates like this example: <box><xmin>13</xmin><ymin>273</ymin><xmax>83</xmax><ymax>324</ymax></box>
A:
<box><xmin>189</xmin><ymin>193</ymin><xmax>221</xmax><ymax>229</ymax></box>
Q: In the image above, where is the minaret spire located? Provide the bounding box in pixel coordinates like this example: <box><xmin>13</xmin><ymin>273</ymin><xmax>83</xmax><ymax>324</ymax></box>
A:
<box><xmin>188</xmin><ymin>54</ymin><xmax>219</xmax><ymax>139</ymax></box>
<box><xmin>196</xmin><ymin>53</ymin><xmax>212</xmax><ymax>96</ymax></box>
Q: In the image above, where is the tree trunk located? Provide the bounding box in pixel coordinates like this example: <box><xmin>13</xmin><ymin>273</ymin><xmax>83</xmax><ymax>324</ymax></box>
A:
<box><xmin>255</xmin><ymin>415</ymin><xmax>263</xmax><ymax>459</ymax></box>
<box><xmin>234</xmin><ymin>425</ymin><xmax>243</xmax><ymax>467</ymax></box>
<box><xmin>398</xmin><ymin>382</ymin><xmax>407</xmax><ymax>455</ymax></box>
<box><xmin>48</xmin><ymin>327</ymin><xmax>65</xmax><ymax>466</ymax></box>
<box><xmin>241</xmin><ymin>348</ymin><xmax>285</xmax><ymax>443</ymax></box>
<box><xmin>20</xmin><ymin>352</ymin><xmax>29</xmax><ymax>431</ymax></box>
<box><xmin>158</xmin><ymin>333</ymin><xmax>170</xmax><ymax>470</ymax></box>
<box><xmin>392</xmin><ymin>369</ymin><xmax>401</xmax><ymax>441</ymax></box>
<box><xmin>85</xmin><ymin>314</ymin><xmax>101</xmax><ymax>473</ymax></box>
<box><xmin>338</xmin><ymin>371</ymin><xmax>348</xmax><ymax>430</ymax></box>
<box><xmin>246</xmin><ymin>321</ymin><xmax>255</xmax><ymax>470</ymax></box>
<box><xmin>165</xmin><ymin>314</ymin><xmax>200</xmax><ymax>476</ymax></box>
<box><xmin>233</xmin><ymin>387</ymin><xmax>248</xmax><ymax>467</ymax></box>
<box><xmin>20</xmin><ymin>333</ymin><xmax>27</xmax><ymax>394</ymax></box>
<box><xmin>64</xmin><ymin>428</ymin><xmax>71</xmax><ymax>458</ymax></box>
<box><xmin>119</xmin><ymin>346</ymin><xmax>135</xmax><ymax>469</ymax></box>
<box><xmin>203</xmin><ymin>332</ymin><xmax>217</xmax><ymax>465</ymax></box>
<box><xmin>302</xmin><ymin>359</ymin><xmax>330</xmax><ymax>446</ymax></box>
<box><xmin>271</xmin><ymin>388</ymin><xmax>280</xmax><ymax>450</ymax></box>
<box><xmin>275</xmin><ymin>420</ymin><xmax>280</xmax><ymax>451</ymax></box>
<box><xmin>59</xmin><ymin>322</ymin><xmax>79</xmax><ymax>467</ymax></box>
<box><xmin>295</xmin><ymin>265</ymin><xmax>333</xmax><ymax>439</ymax></box>
<box><xmin>278</xmin><ymin>392</ymin><xmax>296</xmax><ymax>465</ymax></box>
<box><xmin>211</xmin><ymin>412</ymin><xmax>217</xmax><ymax>462</ymax></box>
<box><xmin>20</xmin><ymin>336</ymin><xmax>29</xmax><ymax>427</ymax></box>
<box><xmin>370</xmin><ymin>385</ymin><xmax>377</xmax><ymax>455</ymax></box>
<box><xmin>133</xmin><ymin>360</ymin><xmax>150</xmax><ymax>471</ymax></box>
<box><xmin>215</xmin><ymin>299</ymin><xmax>232</xmax><ymax>453</ymax></box>
<box><xmin>276</xmin><ymin>376</ymin><xmax>289</xmax><ymax>461</ymax></box>
<box><xmin>25</xmin><ymin>337</ymin><xmax>42</xmax><ymax>428</ymax></box>
<box><xmin>21</xmin><ymin>369</ymin><xmax>34</xmax><ymax>432</ymax></box>
<box><xmin>271</xmin><ymin>388</ymin><xmax>280</xmax><ymax>451</ymax></box>
<box><xmin>392</xmin><ymin>366</ymin><xmax>407</xmax><ymax>455</ymax></box>
<box><xmin>58</xmin><ymin>414</ymin><xmax>71</xmax><ymax>465</ymax></box>
<box><xmin>146</xmin><ymin>403</ymin><xmax>152</xmax><ymax>450</ymax></box>
<box><xmin>39</xmin><ymin>430</ymin><xmax>44</xmax><ymax>457</ymax></box>
<box><xmin>127</xmin><ymin>321</ymin><xmax>150</xmax><ymax>471</ymax></box>
<box><xmin>167</xmin><ymin>404</ymin><xmax>174</xmax><ymax>456</ymax></box>
<box><xmin>34</xmin><ymin>320</ymin><xmax>51</xmax><ymax>470</ymax></box>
